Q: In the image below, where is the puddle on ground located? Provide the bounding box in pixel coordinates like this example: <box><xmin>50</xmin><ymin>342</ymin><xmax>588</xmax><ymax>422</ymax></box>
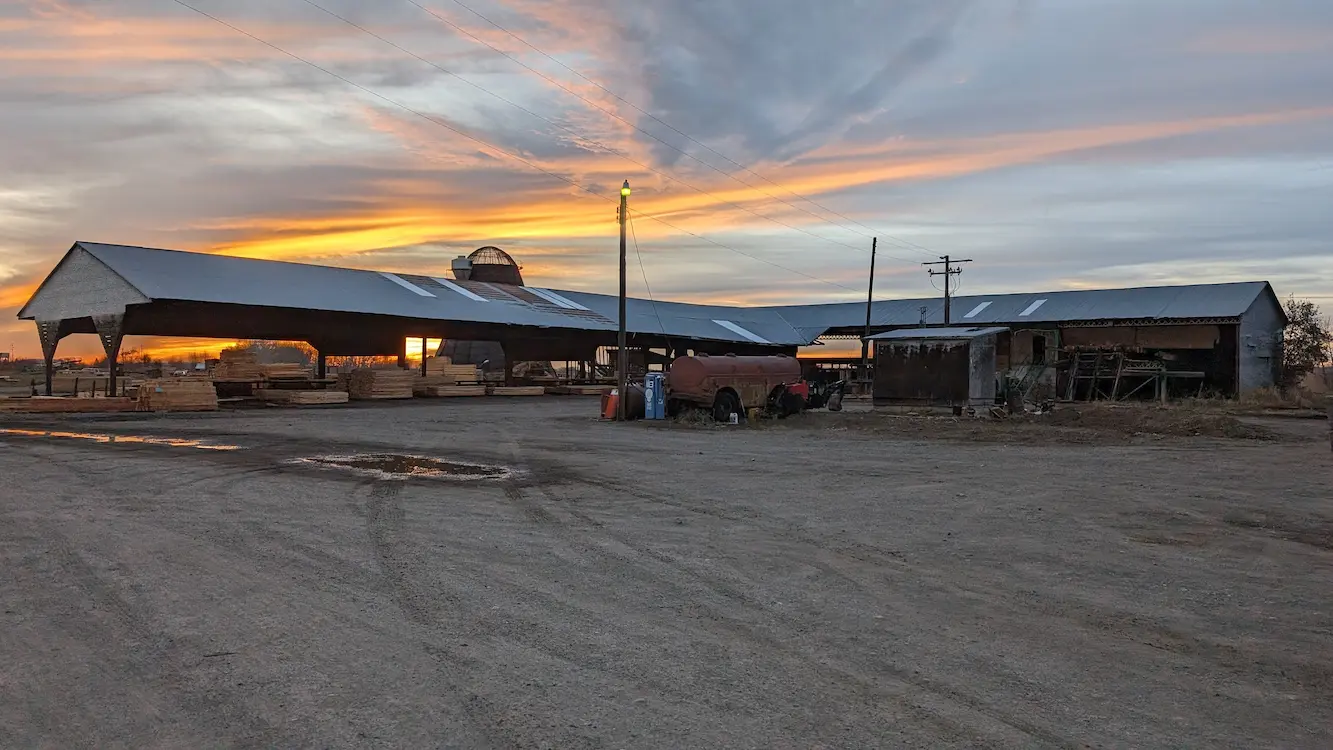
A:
<box><xmin>0</xmin><ymin>428</ymin><xmax>242</xmax><ymax>451</ymax></box>
<box><xmin>290</xmin><ymin>453</ymin><xmax>513</xmax><ymax>481</ymax></box>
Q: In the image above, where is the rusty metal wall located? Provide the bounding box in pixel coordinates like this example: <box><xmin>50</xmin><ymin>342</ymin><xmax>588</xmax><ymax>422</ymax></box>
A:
<box><xmin>1060</xmin><ymin>325</ymin><xmax>1221</xmax><ymax>350</ymax></box>
<box><xmin>873</xmin><ymin>340</ymin><xmax>970</xmax><ymax>405</ymax></box>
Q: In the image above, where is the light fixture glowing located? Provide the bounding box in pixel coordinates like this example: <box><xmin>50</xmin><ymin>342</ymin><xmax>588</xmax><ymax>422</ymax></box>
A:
<box><xmin>621</xmin><ymin>180</ymin><xmax>631</xmax><ymax>197</ymax></box>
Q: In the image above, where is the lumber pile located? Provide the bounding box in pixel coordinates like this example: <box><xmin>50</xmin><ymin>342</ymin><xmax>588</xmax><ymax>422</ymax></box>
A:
<box><xmin>214</xmin><ymin>348</ymin><xmax>262</xmax><ymax>380</ymax></box>
<box><xmin>421</xmin><ymin>360</ymin><xmax>481</xmax><ymax>385</ymax></box>
<box><xmin>414</xmin><ymin>385</ymin><xmax>487</xmax><ymax>398</ymax></box>
<box><xmin>344</xmin><ymin>368</ymin><xmax>415</xmax><ymax>400</ymax></box>
<box><xmin>137</xmin><ymin>379</ymin><xmax>219</xmax><ymax>412</ymax></box>
<box><xmin>488</xmin><ymin>386</ymin><xmax>546</xmax><ymax>397</ymax></box>
<box><xmin>259</xmin><ymin>363</ymin><xmax>312</xmax><ymax>380</ymax></box>
<box><xmin>256</xmin><ymin>389</ymin><xmax>349</xmax><ymax>406</ymax></box>
<box><xmin>0</xmin><ymin>396</ymin><xmax>138</xmax><ymax>414</ymax></box>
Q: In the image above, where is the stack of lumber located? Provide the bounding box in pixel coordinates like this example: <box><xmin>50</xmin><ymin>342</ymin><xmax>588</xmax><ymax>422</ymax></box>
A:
<box><xmin>488</xmin><ymin>386</ymin><xmax>546</xmax><ymax>397</ymax></box>
<box><xmin>0</xmin><ymin>397</ymin><xmax>138</xmax><ymax>414</ymax></box>
<box><xmin>137</xmin><ymin>379</ymin><xmax>219</xmax><ymax>412</ymax></box>
<box><xmin>421</xmin><ymin>362</ymin><xmax>481</xmax><ymax>385</ymax></box>
<box><xmin>259</xmin><ymin>363</ymin><xmax>313</xmax><ymax>380</ymax></box>
<box><xmin>344</xmin><ymin>368</ymin><xmax>415</xmax><ymax>400</ymax></box>
<box><xmin>256</xmin><ymin>389</ymin><xmax>349</xmax><ymax>406</ymax></box>
<box><xmin>214</xmin><ymin>349</ymin><xmax>262</xmax><ymax>380</ymax></box>
<box><xmin>414</xmin><ymin>384</ymin><xmax>487</xmax><ymax>398</ymax></box>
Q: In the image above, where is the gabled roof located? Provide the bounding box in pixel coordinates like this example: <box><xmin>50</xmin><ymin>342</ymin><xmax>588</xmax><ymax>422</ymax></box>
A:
<box><xmin>20</xmin><ymin>243</ymin><xmax>808</xmax><ymax>346</ymax></box>
<box><xmin>18</xmin><ymin>242</ymin><xmax>1285</xmax><ymax>347</ymax></box>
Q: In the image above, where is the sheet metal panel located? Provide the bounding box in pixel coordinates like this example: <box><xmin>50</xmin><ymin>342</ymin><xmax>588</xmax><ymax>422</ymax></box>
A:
<box><xmin>765</xmin><ymin>282</ymin><xmax>1272</xmax><ymax>334</ymax></box>
<box><xmin>61</xmin><ymin>242</ymin><xmax>1276</xmax><ymax>349</ymax></box>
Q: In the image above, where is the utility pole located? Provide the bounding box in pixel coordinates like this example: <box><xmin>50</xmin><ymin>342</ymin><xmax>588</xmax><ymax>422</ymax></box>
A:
<box><xmin>617</xmin><ymin>180</ymin><xmax>630</xmax><ymax>421</ymax></box>
<box><xmin>923</xmin><ymin>255</ymin><xmax>973</xmax><ymax>324</ymax></box>
<box><xmin>859</xmin><ymin>238</ymin><xmax>878</xmax><ymax>389</ymax></box>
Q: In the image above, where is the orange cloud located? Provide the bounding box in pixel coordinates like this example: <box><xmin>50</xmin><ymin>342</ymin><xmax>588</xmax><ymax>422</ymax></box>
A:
<box><xmin>192</xmin><ymin>104</ymin><xmax>1333</xmax><ymax>269</ymax></box>
<box><xmin>0</xmin><ymin>282</ymin><xmax>37</xmax><ymax>312</ymax></box>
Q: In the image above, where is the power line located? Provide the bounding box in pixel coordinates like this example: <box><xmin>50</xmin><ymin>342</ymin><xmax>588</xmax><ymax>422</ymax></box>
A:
<box><xmin>410</xmin><ymin>0</ymin><xmax>940</xmax><ymax>260</ymax></box>
<box><xmin>165</xmin><ymin>0</ymin><xmax>863</xmax><ymax>294</ymax></box>
<box><xmin>627</xmin><ymin>211</ymin><xmax>671</xmax><ymax>347</ymax></box>
<box><xmin>294</xmin><ymin>0</ymin><xmax>897</xmax><ymax>258</ymax></box>
<box><xmin>923</xmin><ymin>255</ymin><xmax>973</xmax><ymax>324</ymax></box>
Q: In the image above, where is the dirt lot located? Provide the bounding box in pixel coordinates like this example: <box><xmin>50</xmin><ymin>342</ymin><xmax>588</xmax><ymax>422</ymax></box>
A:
<box><xmin>1</xmin><ymin>398</ymin><xmax>1330</xmax><ymax>748</ymax></box>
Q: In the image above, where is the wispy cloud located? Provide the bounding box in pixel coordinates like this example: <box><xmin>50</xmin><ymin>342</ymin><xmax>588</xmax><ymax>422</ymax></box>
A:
<box><xmin>2</xmin><ymin>0</ymin><xmax>1332</xmax><ymax>358</ymax></box>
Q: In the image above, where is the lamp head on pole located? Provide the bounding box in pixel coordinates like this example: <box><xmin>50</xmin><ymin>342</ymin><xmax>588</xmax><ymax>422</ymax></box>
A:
<box><xmin>621</xmin><ymin>180</ymin><xmax>631</xmax><ymax>197</ymax></box>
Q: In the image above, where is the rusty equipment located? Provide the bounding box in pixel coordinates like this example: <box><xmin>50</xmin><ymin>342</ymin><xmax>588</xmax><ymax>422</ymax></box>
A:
<box><xmin>666</xmin><ymin>354</ymin><xmax>810</xmax><ymax>422</ymax></box>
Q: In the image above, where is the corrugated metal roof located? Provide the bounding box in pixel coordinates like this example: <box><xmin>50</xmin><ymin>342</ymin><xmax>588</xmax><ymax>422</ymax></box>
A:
<box><xmin>764</xmin><ymin>281</ymin><xmax>1277</xmax><ymax>334</ymax></box>
<box><xmin>24</xmin><ymin>243</ymin><xmax>1280</xmax><ymax>349</ymax></box>
<box><xmin>866</xmin><ymin>327</ymin><xmax>1008</xmax><ymax>341</ymax></box>
<box><xmin>62</xmin><ymin>243</ymin><xmax>809</xmax><ymax>346</ymax></box>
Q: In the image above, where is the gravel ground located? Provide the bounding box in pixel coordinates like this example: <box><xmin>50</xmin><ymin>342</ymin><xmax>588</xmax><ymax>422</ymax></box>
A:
<box><xmin>1</xmin><ymin>398</ymin><xmax>1330</xmax><ymax>749</ymax></box>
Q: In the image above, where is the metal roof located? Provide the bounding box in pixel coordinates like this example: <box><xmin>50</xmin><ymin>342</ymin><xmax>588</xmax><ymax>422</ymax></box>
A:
<box><xmin>765</xmin><ymin>281</ymin><xmax>1279</xmax><ymax>333</ymax></box>
<box><xmin>27</xmin><ymin>243</ymin><xmax>808</xmax><ymax>346</ymax></box>
<box><xmin>866</xmin><ymin>327</ymin><xmax>1009</xmax><ymax>341</ymax></box>
<box><xmin>20</xmin><ymin>242</ymin><xmax>1282</xmax><ymax>348</ymax></box>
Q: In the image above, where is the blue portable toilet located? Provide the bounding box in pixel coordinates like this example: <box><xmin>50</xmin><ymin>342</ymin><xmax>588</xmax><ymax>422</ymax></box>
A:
<box><xmin>644</xmin><ymin>373</ymin><xmax>666</xmax><ymax>419</ymax></box>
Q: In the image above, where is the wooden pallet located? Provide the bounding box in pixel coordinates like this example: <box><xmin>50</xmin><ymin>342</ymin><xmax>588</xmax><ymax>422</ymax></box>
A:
<box><xmin>415</xmin><ymin>385</ymin><xmax>488</xmax><ymax>398</ymax></box>
<box><xmin>488</xmin><ymin>386</ymin><xmax>546</xmax><ymax>397</ymax></box>
<box><xmin>256</xmin><ymin>389</ymin><xmax>349</xmax><ymax>406</ymax></box>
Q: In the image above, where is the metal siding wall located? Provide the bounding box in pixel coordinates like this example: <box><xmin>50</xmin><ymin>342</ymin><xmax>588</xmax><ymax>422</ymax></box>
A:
<box><xmin>1238</xmin><ymin>293</ymin><xmax>1285</xmax><ymax>393</ymax></box>
<box><xmin>21</xmin><ymin>247</ymin><xmax>149</xmax><ymax>320</ymax></box>
<box><xmin>969</xmin><ymin>335</ymin><xmax>998</xmax><ymax>406</ymax></box>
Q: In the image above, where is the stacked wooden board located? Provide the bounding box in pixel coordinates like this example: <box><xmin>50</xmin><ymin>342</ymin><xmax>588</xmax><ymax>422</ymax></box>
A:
<box><xmin>488</xmin><ymin>386</ymin><xmax>546</xmax><ymax>397</ymax></box>
<box><xmin>256</xmin><ymin>389</ymin><xmax>349</xmax><ymax>406</ymax></box>
<box><xmin>137</xmin><ymin>379</ymin><xmax>219</xmax><ymax>412</ymax></box>
<box><xmin>0</xmin><ymin>397</ymin><xmax>138</xmax><ymax>413</ymax></box>
<box><xmin>414</xmin><ymin>385</ymin><xmax>487</xmax><ymax>398</ymax></box>
<box><xmin>344</xmin><ymin>368</ymin><xmax>415</xmax><ymax>400</ymax></box>
<box><xmin>214</xmin><ymin>348</ymin><xmax>263</xmax><ymax>380</ymax></box>
<box><xmin>422</xmin><ymin>359</ymin><xmax>481</xmax><ymax>385</ymax></box>
<box><xmin>259</xmin><ymin>363</ymin><xmax>312</xmax><ymax>380</ymax></box>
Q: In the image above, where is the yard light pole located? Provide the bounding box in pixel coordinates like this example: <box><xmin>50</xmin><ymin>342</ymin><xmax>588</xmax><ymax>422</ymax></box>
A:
<box><xmin>617</xmin><ymin>180</ymin><xmax>630</xmax><ymax>421</ymax></box>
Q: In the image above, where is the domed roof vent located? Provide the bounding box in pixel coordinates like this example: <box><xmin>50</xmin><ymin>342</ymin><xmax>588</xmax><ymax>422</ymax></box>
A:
<box><xmin>465</xmin><ymin>246</ymin><xmax>524</xmax><ymax>285</ymax></box>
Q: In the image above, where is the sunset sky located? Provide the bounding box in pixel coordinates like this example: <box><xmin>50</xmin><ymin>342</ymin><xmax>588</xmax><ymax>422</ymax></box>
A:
<box><xmin>2</xmin><ymin>0</ymin><xmax>1331</xmax><ymax>359</ymax></box>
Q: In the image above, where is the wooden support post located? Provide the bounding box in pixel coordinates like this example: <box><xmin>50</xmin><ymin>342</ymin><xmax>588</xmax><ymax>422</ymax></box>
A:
<box><xmin>316</xmin><ymin>352</ymin><xmax>327</xmax><ymax>380</ymax></box>
<box><xmin>93</xmin><ymin>314</ymin><xmax>125</xmax><ymax>398</ymax></box>
<box><xmin>397</xmin><ymin>338</ymin><xmax>408</xmax><ymax>370</ymax></box>
<box><xmin>420</xmin><ymin>337</ymin><xmax>428</xmax><ymax>377</ymax></box>
<box><xmin>36</xmin><ymin>320</ymin><xmax>61</xmax><ymax>396</ymax></box>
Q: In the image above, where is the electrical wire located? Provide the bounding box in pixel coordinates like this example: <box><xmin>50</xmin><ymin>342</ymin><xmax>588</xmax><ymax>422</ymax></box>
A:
<box><xmin>165</xmin><ymin>0</ymin><xmax>863</xmax><ymax>294</ymax></box>
<box><xmin>627</xmin><ymin>211</ymin><xmax>672</xmax><ymax>349</ymax></box>
<box><xmin>410</xmin><ymin>0</ymin><xmax>940</xmax><ymax>260</ymax></box>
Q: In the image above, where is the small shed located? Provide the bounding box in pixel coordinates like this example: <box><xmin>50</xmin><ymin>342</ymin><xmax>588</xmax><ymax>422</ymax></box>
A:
<box><xmin>866</xmin><ymin>327</ymin><xmax>1007</xmax><ymax>408</ymax></box>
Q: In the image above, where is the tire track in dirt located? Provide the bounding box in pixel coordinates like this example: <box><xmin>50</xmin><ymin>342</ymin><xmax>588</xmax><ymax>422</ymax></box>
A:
<box><xmin>559</xmin><ymin>472</ymin><xmax>1087</xmax><ymax>747</ymax></box>
<box><xmin>497</xmin><ymin>439</ymin><xmax>1064</xmax><ymax>747</ymax></box>
<box><xmin>4</xmin><ymin>515</ymin><xmax>285</xmax><ymax>747</ymax></box>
